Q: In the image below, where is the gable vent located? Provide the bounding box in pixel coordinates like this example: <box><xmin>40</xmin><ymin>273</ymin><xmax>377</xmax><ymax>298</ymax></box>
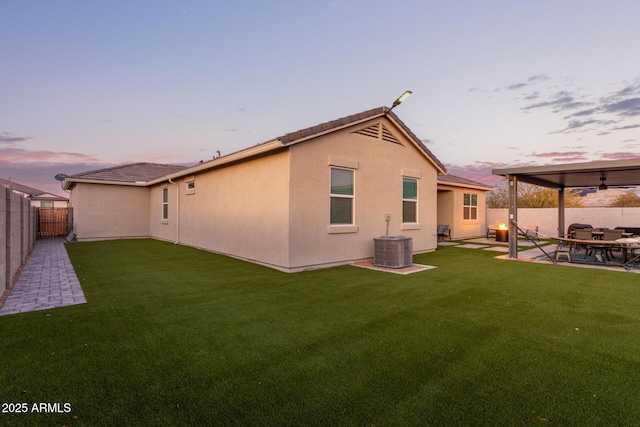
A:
<box><xmin>381</xmin><ymin>125</ymin><xmax>400</xmax><ymax>144</ymax></box>
<box><xmin>354</xmin><ymin>123</ymin><xmax>380</xmax><ymax>139</ymax></box>
<box><xmin>353</xmin><ymin>123</ymin><xmax>401</xmax><ymax>145</ymax></box>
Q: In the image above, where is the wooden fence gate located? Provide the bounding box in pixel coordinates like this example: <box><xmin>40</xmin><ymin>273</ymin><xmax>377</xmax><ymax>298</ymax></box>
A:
<box><xmin>38</xmin><ymin>208</ymin><xmax>73</xmax><ymax>237</ymax></box>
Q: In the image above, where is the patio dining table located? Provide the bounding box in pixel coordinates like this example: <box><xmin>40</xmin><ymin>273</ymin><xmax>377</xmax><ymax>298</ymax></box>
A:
<box><xmin>566</xmin><ymin>230</ymin><xmax>633</xmax><ymax>239</ymax></box>
<box><xmin>553</xmin><ymin>236</ymin><xmax>640</xmax><ymax>265</ymax></box>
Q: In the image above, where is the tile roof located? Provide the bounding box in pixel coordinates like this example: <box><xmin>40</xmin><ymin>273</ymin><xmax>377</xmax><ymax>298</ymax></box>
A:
<box><xmin>279</xmin><ymin>107</ymin><xmax>447</xmax><ymax>174</ymax></box>
<box><xmin>66</xmin><ymin>108</ymin><xmax>447</xmax><ymax>186</ymax></box>
<box><xmin>280</xmin><ymin>107</ymin><xmax>387</xmax><ymax>144</ymax></box>
<box><xmin>69</xmin><ymin>162</ymin><xmax>187</xmax><ymax>183</ymax></box>
<box><xmin>438</xmin><ymin>174</ymin><xmax>494</xmax><ymax>190</ymax></box>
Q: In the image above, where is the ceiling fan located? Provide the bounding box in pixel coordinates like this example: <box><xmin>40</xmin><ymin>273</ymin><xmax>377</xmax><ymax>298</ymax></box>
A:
<box><xmin>598</xmin><ymin>177</ymin><xmax>607</xmax><ymax>191</ymax></box>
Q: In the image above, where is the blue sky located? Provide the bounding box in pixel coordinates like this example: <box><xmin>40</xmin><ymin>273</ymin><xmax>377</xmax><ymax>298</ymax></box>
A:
<box><xmin>2</xmin><ymin>0</ymin><xmax>639</xmax><ymax>196</ymax></box>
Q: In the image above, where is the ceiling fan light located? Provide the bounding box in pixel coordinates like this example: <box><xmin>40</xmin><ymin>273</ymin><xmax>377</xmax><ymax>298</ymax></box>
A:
<box><xmin>599</xmin><ymin>177</ymin><xmax>607</xmax><ymax>190</ymax></box>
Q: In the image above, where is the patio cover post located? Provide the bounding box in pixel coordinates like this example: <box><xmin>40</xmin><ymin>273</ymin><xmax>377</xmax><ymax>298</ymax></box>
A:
<box><xmin>508</xmin><ymin>174</ymin><xmax>518</xmax><ymax>259</ymax></box>
<box><xmin>558</xmin><ymin>188</ymin><xmax>565</xmax><ymax>237</ymax></box>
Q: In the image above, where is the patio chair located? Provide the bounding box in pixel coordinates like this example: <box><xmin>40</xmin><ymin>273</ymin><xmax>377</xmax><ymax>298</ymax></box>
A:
<box><xmin>518</xmin><ymin>225</ymin><xmax>540</xmax><ymax>241</ymax></box>
<box><xmin>602</xmin><ymin>229</ymin><xmax>624</xmax><ymax>259</ymax></box>
<box><xmin>573</xmin><ymin>228</ymin><xmax>594</xmax><ymax>255</ymax></box>
<box><xmin>567</xmin><ymin>223</ymin><xmax>593</xmax><ymax>237</ymax></box>
<box><xmin>486</xmin><ymin>227</ymin><xmax>496</xmax><ymax>239</ymax></box>
<box><xmin>437</xmin><ymin>224</ymin><xmax>451</xmax><ymax>241</ymax></box>
<box><xmin>624</xmin><ymin>243</ymin><xmax>640</xmax><ymax>269</ymax></box>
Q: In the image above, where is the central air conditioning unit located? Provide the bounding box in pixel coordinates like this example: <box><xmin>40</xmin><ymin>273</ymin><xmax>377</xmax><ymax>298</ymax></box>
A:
<box><xmin>373</xmin><ymin>236</ymin><xmax>413</xmax><ymax>268</ymax></box>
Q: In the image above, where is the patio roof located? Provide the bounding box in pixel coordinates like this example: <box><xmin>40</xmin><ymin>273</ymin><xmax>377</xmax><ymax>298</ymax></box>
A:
<box><xmin>492</xmin><ymin>157</ymin><xmax>640</xmax><ymax>260</ymax></box>
<box><xmin>493</xmin><ymin>158</ymin><xmax>640</xmax><ymax>189</ymax></box>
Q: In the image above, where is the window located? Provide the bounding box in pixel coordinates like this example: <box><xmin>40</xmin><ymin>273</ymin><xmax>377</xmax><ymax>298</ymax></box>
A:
<box><xmin>402</xmin><ymin>178</ymin><xmax>418</xmax><ymax>223</ymax></box>
<box><xmin>162</xmin><ymin>187</ymin><xmax>169</xmax><ymax>220</ymax></box>
<box><xmin>186</xmin><ymin>180</ymin><xmax>195</xmax><ymax>195</ymax></box>
<box><xmin>463</xmin><ymin>193</ymin><xmax>478</xmax><ymax>220</ymax></box>
<box><xmin>40</xmin><ymin>202</ymin><xmax>53</xmax><ymax>209</ymax></box>
<box><xmin>330</xmin><ymin>168</ymin><xmax>354</xmax><ymax>225</ymax></box>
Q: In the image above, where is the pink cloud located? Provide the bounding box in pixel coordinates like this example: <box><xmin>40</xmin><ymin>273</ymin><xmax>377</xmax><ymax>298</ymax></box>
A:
<box><xmin>0</xmin><ymin>147</ymin><xmax>100</xmax><ymax>165</ymax></box>
<box><xmin>527</xmin><ymin>151</ymin><xmax>587</xmax><ymax>158</ymax></box>
<box><xmin>599</xmin><ymin>152</ymin><xmax>640</xmax><ymax>160</ymax></box>
<box><xmin>526</xmin><ymin>151</ymin><xmax>589</xmax><ymax>162</ymax></box>
<box><xmin>445</xmin><ymin>163</ymin><xmax>514</xmax><ymax>186</ymax></box>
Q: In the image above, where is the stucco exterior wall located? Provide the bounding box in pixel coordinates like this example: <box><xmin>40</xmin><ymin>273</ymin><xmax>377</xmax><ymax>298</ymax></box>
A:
<box><xmin>437</xmin><ymin>189</ymin><xmax>454</xmax><ymax>235</ymax></box>
<box><xmin>149</xmin><ymin>151</ymin><xmax>291</xmax><ymax>270</ymax></box>
<box><xmin>70</xmin><ymin>183</ymin><xmax>150</xmax><ymax>241</ymax></box>
<box><xmin>287</xmin><ymin>116</ymin><xmax>439</xmax><ymax>270</ymax></box>
<box><xmin>437</xmin><ymin>185</ymin><xmax>487</xmax><ymax>239</ymax></box>
<box><xmin>67</xmin><ymin>116</ymin><xmax>444</xmax><ymax>272</ymax></box>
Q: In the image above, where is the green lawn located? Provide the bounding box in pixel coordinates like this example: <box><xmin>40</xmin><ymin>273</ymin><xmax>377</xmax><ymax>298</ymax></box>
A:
<box><xmin>2</xmin><ymin>239</ymin><xmax>640</xmax><ymax>426</ymax></box>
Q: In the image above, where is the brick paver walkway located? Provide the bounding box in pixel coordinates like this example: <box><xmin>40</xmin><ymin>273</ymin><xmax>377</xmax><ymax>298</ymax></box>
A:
<box><xmin>0</xmin><ymin>238</ymin><xmax>86</xmax><ymax>316</ymax></box>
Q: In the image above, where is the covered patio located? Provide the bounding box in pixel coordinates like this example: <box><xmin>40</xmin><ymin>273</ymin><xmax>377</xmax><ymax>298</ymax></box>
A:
<box><xmin>493</xmin><ymin>158</ymin><xmax>640</xmax><ymax>261</ymax></box>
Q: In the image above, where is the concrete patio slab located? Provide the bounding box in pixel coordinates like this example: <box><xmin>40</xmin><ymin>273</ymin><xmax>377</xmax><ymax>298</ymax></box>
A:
<box><xmin>455</xmin><ymin>244</ymin><xmax>490</xmax><ymax>249</ymax></box>
<box><xmin>483</xmin><ymin>246</ymin><xmax>509</xmax><ymax>252</ymax></box>
<box><xmin>437</xmin><ymin>241</ymin><xmax>459</xmax><ymax>246</ymax></box>
<box><xmin>463</xmin><ymin>237</ymin><xmax>538</xmax><ymax>247</ymax></box>
<box><xmin>351</xmin><ymin>261</ymin><xmax>436</xmax><ymax>275</ymax></box>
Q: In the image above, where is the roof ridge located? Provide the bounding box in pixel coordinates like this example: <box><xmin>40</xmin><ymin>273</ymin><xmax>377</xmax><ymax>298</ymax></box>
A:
<box><xmin>70</xmin><ymin>162</ymin><xmax>187</xmax><ymax>178</ymax></box>
<box><xmin>279</xmin><ymin>107</ymin><xmax>386</xmax><ymax>145</ymax></box>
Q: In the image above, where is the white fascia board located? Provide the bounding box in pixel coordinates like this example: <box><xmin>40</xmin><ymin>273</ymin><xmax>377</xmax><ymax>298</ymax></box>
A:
<box><xmin>62</xmin><ymin>179</ymin><xmax>148</xmax><ymax>190</ymax></box>
<box><xmin>437</xmin><ymin>182</ymin><xmax>493</xmax><ymax>192</ymax></box>
<box><xmin>147</xmin><ymin>139</ymin><xmax>284</xmax><ymax>186</ymax></box>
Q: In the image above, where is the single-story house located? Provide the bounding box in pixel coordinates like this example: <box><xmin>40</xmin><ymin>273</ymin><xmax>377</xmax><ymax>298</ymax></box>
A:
<box><xmin>437</xmin><ymin>175</ymin><xmax>493</xmax><ymax>239</ymax></box>
<box><xmin>64</xmin><ymin>107</ymin><xmax>490</xmax><ymax>271</ymax></box>
<box><xmin>0</xmin><ymin>177</ymin><xmax>69</xmax><ymax>208</ymax></box>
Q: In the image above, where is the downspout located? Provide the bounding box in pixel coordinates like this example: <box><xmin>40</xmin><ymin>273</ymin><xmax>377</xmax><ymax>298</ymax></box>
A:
<box><xmin>168</xmin><ymin>179</ymin><xmax>179</xmax><ymax>244</ymax></box>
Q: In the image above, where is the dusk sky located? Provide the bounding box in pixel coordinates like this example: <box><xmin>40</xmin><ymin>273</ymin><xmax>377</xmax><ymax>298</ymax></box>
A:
<box><xmin>2</xmin><ymin>1</ymin><xmax>640</xmax><ymax>197</ymax></box>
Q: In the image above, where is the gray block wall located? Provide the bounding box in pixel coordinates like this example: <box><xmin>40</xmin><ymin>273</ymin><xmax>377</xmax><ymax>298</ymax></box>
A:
<box><xmin>1</xmin><ymin>187</ymin><xmax>38</xmax><ymax>290</ymax></box>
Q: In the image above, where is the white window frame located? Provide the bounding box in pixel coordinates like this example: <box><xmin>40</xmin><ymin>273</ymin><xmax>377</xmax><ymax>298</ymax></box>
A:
<box><xmin>162</xmin><ymin>187</ymin><xmax>169</xmax><ymax>221</ymax></box>
<box><xmin>402</xmin><ymin>177</ymin><xmax>418</xmax><ymax>224</ymax></box>
<box><xmin>329</xmin><ymin>167</ymin><xmax>356</xmax><ymax>232</ymax></box>
<box><xmin>463</xmin><ymin>192</ymin><xmax>478</xmax><ymax>221</ymax></box>
<box><xmin>186</xmin><ymin>179</ymin><xmax>195</xmax><ymax>195</ymax></box>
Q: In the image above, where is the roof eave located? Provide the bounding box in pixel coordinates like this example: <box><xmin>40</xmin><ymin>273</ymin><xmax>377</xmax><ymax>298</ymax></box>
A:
<box><xmin>63</xmin><ymin>178</ymin><xmax>149</xmax><ymax>190</ymax></box>
<box><xmin>281</xmin><ymin>111</ymin><xmax>388</xmax><ymax>147</ymax></box>
<box><xmin>437</xmin><ymin>182</ymin><xmax>493</xmax><ymax>191</ymax></box>
<box><xmin>147</xmin><ymin>139</ymin><xmax>285</xmax><ymax>185</ymax></box>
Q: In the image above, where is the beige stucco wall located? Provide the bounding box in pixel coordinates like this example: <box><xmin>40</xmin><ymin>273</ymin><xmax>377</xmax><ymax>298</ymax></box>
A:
<box><xmin>437</xmin><ymin>189</ymin><xmax>454</xmax><ymax>234</ymax></box>
<box><xmin>149</xmin><ymin>150</ymin><xmax>292</xmax><ymax>270</ymax></box>
<box><xmin>437</xmin><ymin>185</ymin><xmax>487</xmax><ymax>239</ymax></box>
<box><xmin>70</xmin><ymin>183</ymin><xmax>150</xmax><ymax>241</ymax></box>
<box><xmin>69</xmin><ymin>117</ymin><xmax>443</xmax><ymax>271</ymax></box>
<box><xmin>287</xmin><ymin>116</ymin><xmax>439</xmax><ymax>270</ymax></box>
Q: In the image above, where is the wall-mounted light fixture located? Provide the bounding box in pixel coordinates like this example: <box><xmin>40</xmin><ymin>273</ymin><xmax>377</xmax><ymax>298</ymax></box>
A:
<box><xmin>388</xmin><ymin>90</ymin><xmax>412</xmax><ymax>112</ymax></box>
